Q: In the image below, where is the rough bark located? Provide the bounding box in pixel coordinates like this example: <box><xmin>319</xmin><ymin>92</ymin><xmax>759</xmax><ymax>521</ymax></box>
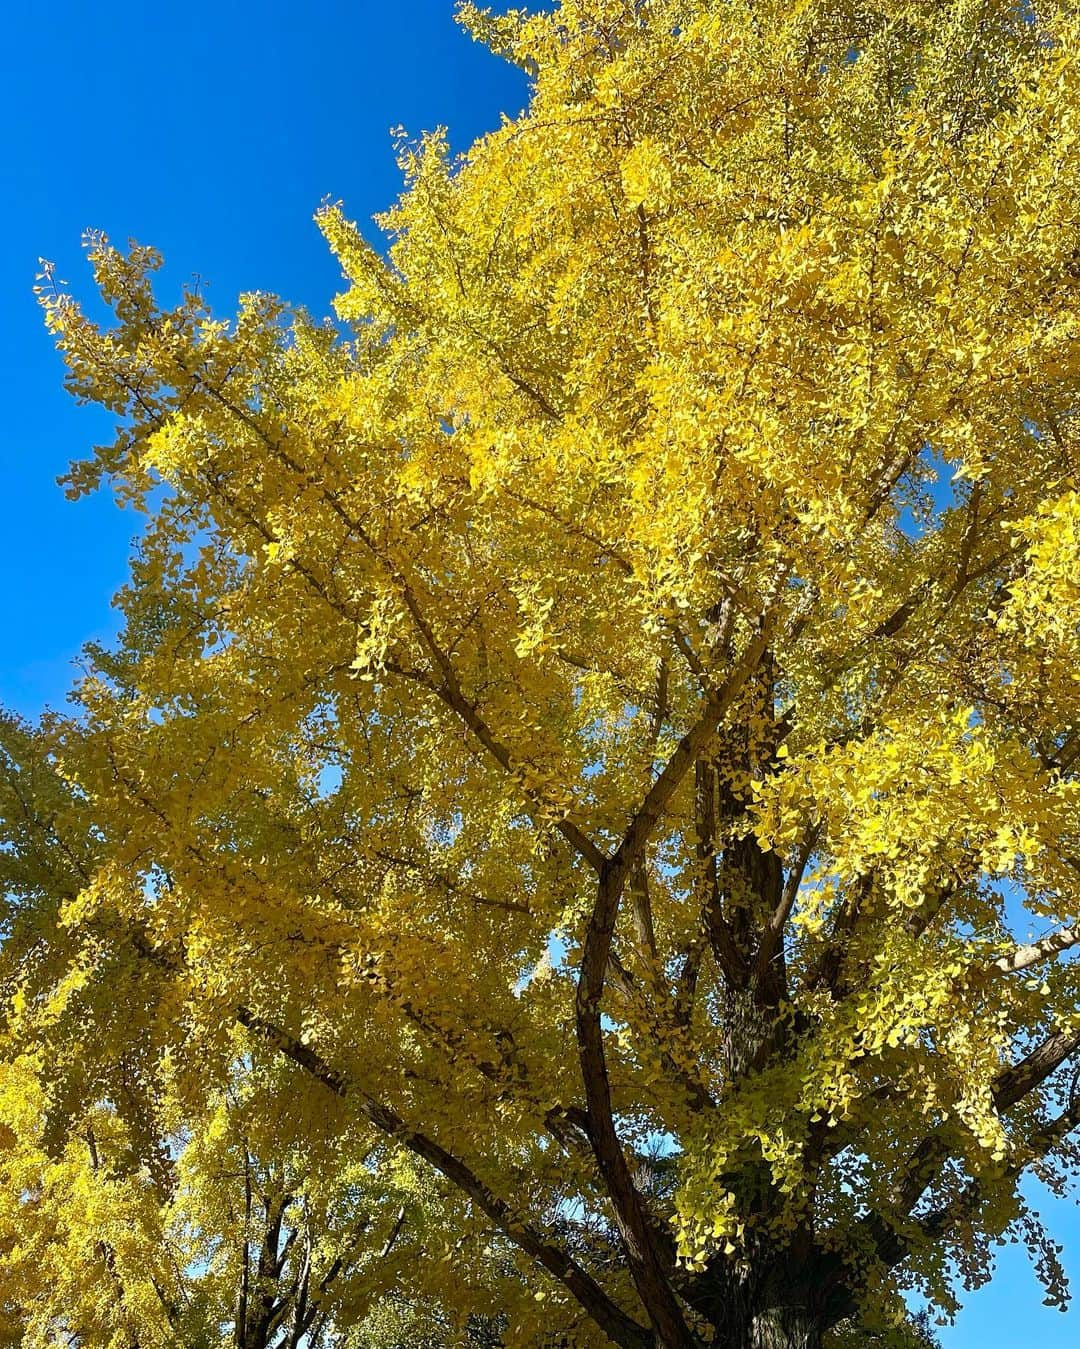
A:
<box><xmin>689</xmin><ymin>1255</ymin><xmax>828</xmax><ymax>1349</ymax></box>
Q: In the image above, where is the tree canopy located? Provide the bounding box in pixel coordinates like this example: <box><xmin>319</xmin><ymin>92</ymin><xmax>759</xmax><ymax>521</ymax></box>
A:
<box><xmin>4</xmin><ymin>0</ymin><xmax>1080</xmax><ymax>1344</ymax></box>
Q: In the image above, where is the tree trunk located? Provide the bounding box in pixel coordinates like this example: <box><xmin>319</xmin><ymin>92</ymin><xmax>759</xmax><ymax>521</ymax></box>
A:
<box><xmin>705</xmin><ymin>1296</ymin><xmax>824</xmax><ymax>1349</ymax></box>
<box><xmin>745</xmin><ymin>1303</ymin><xmax>823</xmax><ymax>1349</ymax></box>
<box><xmin>694</xmin><ymin>1255</ymin><xmax>828</xmax><ymax>1349</ymax></box>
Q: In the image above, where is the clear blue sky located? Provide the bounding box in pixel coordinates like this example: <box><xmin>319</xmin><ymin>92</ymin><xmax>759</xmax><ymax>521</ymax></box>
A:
<box><xmin>1</xmin><ymin>3</ymin><xmax>1076</xmax><ymax>1342</ymax></box>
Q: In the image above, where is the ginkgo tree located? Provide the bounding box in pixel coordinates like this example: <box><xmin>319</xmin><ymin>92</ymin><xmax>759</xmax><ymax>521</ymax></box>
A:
<box><xmin>4</xmin><ymin>0</ymin><xmax>1080</xmax><ymax>1344</ymax></box>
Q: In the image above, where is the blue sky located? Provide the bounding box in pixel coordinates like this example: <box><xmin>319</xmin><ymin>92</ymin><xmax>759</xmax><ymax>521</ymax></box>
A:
<box><xmin>1</xmin><ymin>0</ymin><xmax>531</xmax><ymax>714</ymax></box>
<box><xmin>1</xmin><ymin>3</ymin><xmax>1077</xmax><ymax>1342</ymax></box>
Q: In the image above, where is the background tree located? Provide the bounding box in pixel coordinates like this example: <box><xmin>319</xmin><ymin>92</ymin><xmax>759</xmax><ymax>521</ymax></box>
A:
<box><xmin>4</xmin><ymin>0</ymin><xmax>1080</xmax><ymax>1344</ymax></box>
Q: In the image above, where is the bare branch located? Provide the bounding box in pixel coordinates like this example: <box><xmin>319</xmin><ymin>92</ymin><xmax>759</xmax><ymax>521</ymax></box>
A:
<box><xmin>755</xmin><ymin>820</ymin><xmax>821</xmax><ymax>981</ymax></box>
<box><xmin>989</xmin><ymin>924</ymin><xmax>1080</xmax><ymax>976</ymax></box>
<box><xmin>993</xmin><ymin>1027</ymin><xmax>1080</xmax><ymax>1110</ymax></box>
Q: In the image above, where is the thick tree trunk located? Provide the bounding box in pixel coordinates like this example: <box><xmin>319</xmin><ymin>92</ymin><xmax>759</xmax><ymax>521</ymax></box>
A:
<box><xmin>693</xmin><ymin>1253</ymin><xmax>828</xmax><ymax>1349</ymax></box>
<box><xmin>704</xmin><ymin>1294</ymin><xmax>824</xmax><ymax>1349</ymax></box>
<box><xmin>744</xmin><ymin>1303</ymin><xmax>823</xmax><ymax>1349</ymax></box>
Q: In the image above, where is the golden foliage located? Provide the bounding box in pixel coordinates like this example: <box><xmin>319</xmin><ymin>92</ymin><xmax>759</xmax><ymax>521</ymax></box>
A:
<box><xmin>6</xmin><ymin>1</ymin><xmax>1080</xmax><ymax>1343</ymax></box>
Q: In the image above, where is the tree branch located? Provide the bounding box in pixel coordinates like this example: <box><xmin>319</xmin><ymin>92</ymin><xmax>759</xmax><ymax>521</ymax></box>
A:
<box><xmin>754</xmin><ymin>820</ymin><xmax>821</xmax><ymax>982</ymax></box>
<box><xmin>127</xmin><ymin>932</ymin><xmax>648</xmax><ymax>1348</ymax></box>
<box><xmin>989</xmin><ymin>924</ymin><xmax>1080</xmax><ymax>976</ymax></box>
<box><xmin>573</xmin><ymin>630</ymin><xmax>770</xmax><ymax>1345</ymax></box>
<box><xmin>232</xmin><ymin>1005</ymin><xmax>651</xmax><ymax>1349</ymax></box>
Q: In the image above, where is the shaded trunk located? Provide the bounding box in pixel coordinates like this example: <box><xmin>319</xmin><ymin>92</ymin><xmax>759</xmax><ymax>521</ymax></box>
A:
<box><xmin>744</xmin><ymin>1303</ymin><xmax>823</xmax><ymax>1349</ymax></box>
<box><xmin>696</xmin><ymin>1260</ymin><xmax>827</xmax><ymax>1349</ymax></box>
